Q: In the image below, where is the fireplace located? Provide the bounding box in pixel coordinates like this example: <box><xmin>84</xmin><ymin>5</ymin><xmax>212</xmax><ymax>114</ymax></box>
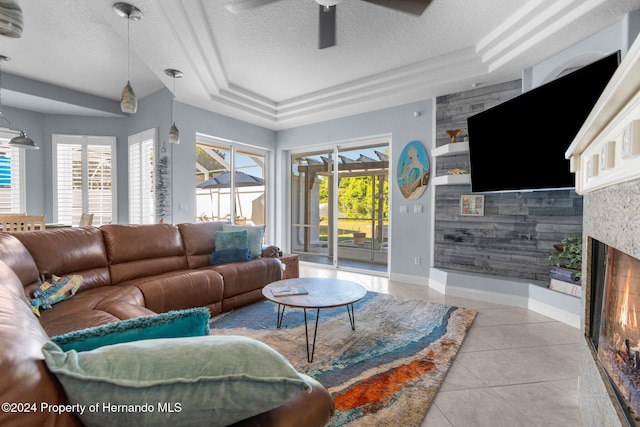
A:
<box><xmin>565</xmin><ymin>24</ymin><xmax>640</xmax><ymax>426</ymax></box>
<box><xmin>590</xmin><ymin>240</ymin><xmax>640</xmax><ymax>426</ymax></box>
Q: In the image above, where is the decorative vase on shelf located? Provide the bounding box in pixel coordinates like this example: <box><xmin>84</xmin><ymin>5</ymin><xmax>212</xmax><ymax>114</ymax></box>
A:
<box><xmin>446</xmin><ymin>129</ymin><xmax>462</xmax><ymax>143</ymax></box>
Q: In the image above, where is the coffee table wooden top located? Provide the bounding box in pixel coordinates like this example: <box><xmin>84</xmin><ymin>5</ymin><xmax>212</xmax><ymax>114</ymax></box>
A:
<box><xmin>262</xmin><ymin>277</ymin><xmax>367</xmax><ymax>309</ymax></box>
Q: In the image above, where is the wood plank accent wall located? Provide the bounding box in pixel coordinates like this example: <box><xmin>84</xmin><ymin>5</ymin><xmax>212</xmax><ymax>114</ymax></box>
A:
<box><xmin>434</xmin><ymin>81</ymin><xmax>583</xmax><ymax>282</ymax></box>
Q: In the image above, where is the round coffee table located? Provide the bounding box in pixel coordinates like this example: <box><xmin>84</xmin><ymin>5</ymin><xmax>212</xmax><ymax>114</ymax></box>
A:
<box><xmin>262</xmin><ymin>277</ymin><xmax>367</xmax><ymax>362</ymax></box>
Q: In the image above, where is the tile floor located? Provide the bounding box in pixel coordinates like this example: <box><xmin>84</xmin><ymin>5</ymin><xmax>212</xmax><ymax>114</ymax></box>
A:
<box><xmin>299</xmin><ymin>263</ymin><xmax>584</xmax><ymax>427</ymax></box>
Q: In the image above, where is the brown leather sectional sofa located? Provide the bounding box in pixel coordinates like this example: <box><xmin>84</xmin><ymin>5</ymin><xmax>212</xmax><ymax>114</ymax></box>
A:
<box><xmin>0</xmin><ymin>221</ymin><xmax>335</xmax><ymax>427</ymax></box>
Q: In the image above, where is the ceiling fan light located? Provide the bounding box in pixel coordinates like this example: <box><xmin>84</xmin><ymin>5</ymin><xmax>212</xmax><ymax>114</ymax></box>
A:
<box><xmin>9</xmin><ymin>130</ymin><xmax>38</xmax><ymax>149</ymax></box>
<box><xmin>0</xmin><ymin>0</ymin><xmax>23</xmax><ymax>38</ymax></box>
<box><xmin>120</xmin><ymin>81</ymin><xmax>137</xmax><ymax>114</ymax></box>
<box><xmin>169</xmin><ymin>122</ymin><xmax>180</xmax><ymax>144</ymax></box>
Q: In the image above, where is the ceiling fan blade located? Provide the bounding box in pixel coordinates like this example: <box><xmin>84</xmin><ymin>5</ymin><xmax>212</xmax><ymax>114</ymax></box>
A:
<box><xmin>361</xmin><ymin>0</ymin><xmax>432</xmax><ymax>16</ymax></box>
<box><xmin>318</xmin><ymin>4</ymin><xmax>336</xmax><ymax>49</ymax></box>
<box><xmin>225</xmin><ymin>0</ymin><xmax>281</xmax><ymax>13</ymax></box>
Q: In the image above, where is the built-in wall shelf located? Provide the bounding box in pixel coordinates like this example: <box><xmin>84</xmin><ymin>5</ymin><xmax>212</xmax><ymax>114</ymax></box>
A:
<box><xmin>431</xmin><ymin>142</ymin><xmax>470</xmax><ymax>186</ymax></box>
<box><xmin>431</xmin><ymin>142</ymin><xmax>469</xmax><ymax>157</ymax></box>
<box><xmin>432</xmin><ymin>174</ymin><xmax>471</xmax><ymax>186</ymax></box>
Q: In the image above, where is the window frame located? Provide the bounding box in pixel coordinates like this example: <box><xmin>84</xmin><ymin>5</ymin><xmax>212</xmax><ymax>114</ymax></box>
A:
<box><xmin>0</xmin><ymin>130</ymin><xmax>25</xmax><ymax>213</ymax></box>
<box><xmin>195</xmin><ymin>134</ymin><xmax>271</xmax><ymax>239</ymax></box>
<box><xmin>52</xmin><ymin>134</ymin><xmax>117</xmax><ymax>225</ymax></box>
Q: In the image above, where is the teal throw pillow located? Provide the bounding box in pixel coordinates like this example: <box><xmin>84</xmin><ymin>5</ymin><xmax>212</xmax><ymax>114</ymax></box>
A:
<box><xmin>214</xmin><ymin>230</ymin><xmax>249</xmax><ymax>251</ymax></box>
<box><xmin>42</xmin><ymin>335</ymin><xmax>311</xmax><ymax>427</ymax></box>
<box><xmin>51</xmin><ymin>308</ymin><xmax>210</xmax><ymax>352</ymax></box>
<box><xmin>210</xmin><ymin>247</ymin><xmax>251</xmax><ymax>265</ymax></box>
<box><xmin>222</xmin><ymin>224</ymin><xmax>266</xmax><ymax>259</ymax></box>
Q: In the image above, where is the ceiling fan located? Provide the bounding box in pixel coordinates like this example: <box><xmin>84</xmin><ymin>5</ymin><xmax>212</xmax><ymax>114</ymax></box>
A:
<box><xmin>225</xmin><ymin>0</ymin><xmax>432</xmax><ymax>49</ymax></box>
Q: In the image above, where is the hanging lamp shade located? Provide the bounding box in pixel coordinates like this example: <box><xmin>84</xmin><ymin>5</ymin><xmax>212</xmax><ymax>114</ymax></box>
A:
<box><xmin>9</xmin><ymin>130</ymin><xmax>38</xmax><ymax>149</ymax></box>
<box><xmin>164</xmin><ymin>68</ymin><xmax>183</xmax><ymax>144</ymax></box>
<box><xmin>0</xmin><ymin>55</ymin><xmax>37</xmax><ymax>149</ymax></box>
<box><xmin>120</xmin><ymin>80</ymin><xmax>137</xmax><ymax>114</ymax></box>
<box><xmin>114</xmin><ymin>3</ymin><xmax>142</xmax><ymax>114</ymax></box>
<box><xmin>169</xmin><ymin>122</ymin><xmax>179</xmax><ymax>144</ymax></box>
<box><xmin>0</xmin><ymin>0</ymin><xmax>23</xmax><ymax>38</ymax></box>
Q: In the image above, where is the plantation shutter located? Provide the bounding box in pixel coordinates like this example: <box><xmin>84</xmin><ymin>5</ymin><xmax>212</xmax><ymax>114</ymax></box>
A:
<box><xmin>128</xmin><ymin>129</ymin><xmax>156</xmax><ymax>224</ymax></box>
<box><xmin>54</xmin><ymin>135</ymin><xmax>116</xmax><ymax>225</ymax></box>
<box><xmin>0</xmin><ymin>132</ymin><xmax>23</xmax><ymax>213</ymax></box>
<box><xmin>87</xmin><ymin>141</ymin><xmax>115</xmax><ymax>226</ymax></box>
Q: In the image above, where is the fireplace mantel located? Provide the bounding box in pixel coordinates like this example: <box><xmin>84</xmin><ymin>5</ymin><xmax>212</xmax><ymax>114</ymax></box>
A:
<box><xmin>566</xmin><ymin>40</ymin><xmax>640</xmax><ymax>194</ymax></box>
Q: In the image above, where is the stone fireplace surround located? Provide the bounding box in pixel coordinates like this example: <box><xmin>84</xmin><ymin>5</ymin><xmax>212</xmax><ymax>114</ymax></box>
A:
<box><xmin>566</xmin><ymin>34</ymin><xmax>640</xmax><ymax>426</ymax></box>
<box><xmin>581</xmin><ymin>180</ymin><xmax>640</xmax><ymax>425</ymax></box>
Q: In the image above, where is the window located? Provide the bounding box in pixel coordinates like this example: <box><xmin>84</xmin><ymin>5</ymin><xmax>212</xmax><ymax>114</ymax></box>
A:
<box><xmin>0</xmin><ymin>131</ymin><xmax>24</xmax><ymax>213</ymax></box>
<box><xmin>128</xmin><ymin>129</ymin><xmax>156</xmax><ymax>224</ymax></box>
<box><xmin>53</xmin><ymin>135</ymin><xmax>116</xmax><ymax>226</ymax></box>
<box><xmin>195</xmin><ymin>136</ymin><xmax>266</xmax><ymax>227</ymax></box>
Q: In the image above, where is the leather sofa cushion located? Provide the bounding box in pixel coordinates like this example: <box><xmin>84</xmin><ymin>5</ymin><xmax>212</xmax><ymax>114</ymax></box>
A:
<box><xmin>178</xmin><ymin>221</ymin><xmax>227</xmax><ymax>269</ymax></box>
<box><xmin>120</xmin><ymin>269</ymin><xmax>225</xmax><ymax>315</ymax></box>
<box><xmin>0</xmin><ymin>233</ymin><xmax>40</xmax><ymax>289</ymax></box>
<box><xmin>37</xmin><ymin>286</ymin><xmax>153</xmax><ymax>337</ymax></box>
<box><xmin>13</xmin><ymin>227</ymin><xmax>111</xmax><ymax>293</ymax></box>
<box><xmin>212</xmin><ymin>257</ymin><xmax>282</xmax><ymax>299</ymax></box>
<box><xmin>102</xmin><ymin>224</ymin><xmax>190</xmax><ymax>284</ymax></box>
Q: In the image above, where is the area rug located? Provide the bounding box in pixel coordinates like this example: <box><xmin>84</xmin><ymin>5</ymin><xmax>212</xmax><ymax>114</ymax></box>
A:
<box><xmin>210</xmin><ymin>291</ymin><xmax>477</xmax><ymax>426</ymax></box>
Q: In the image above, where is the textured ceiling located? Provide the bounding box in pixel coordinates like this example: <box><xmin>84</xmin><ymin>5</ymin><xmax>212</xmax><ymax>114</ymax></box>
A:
<box><xmin>1</xmin><ymin>0</ymin><xmax>640</xmax><ymax>129</ymax></box>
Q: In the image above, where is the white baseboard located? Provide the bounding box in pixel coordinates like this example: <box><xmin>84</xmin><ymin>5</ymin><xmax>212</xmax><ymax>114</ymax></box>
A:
<box><xmin>428</xmin><ymin>268</ymin><xmax>581</xmax><ymax>328</ymax></box>
<box><xmin>389</xmin><ymin>272</ymin><xmax>429</xmax><ymax>286</ymax></box>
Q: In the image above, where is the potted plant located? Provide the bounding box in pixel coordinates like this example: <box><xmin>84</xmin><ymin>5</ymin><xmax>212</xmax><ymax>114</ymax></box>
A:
<box><xmin>549</xmin><ymin>235</ymin><xmax>582</xmax><ymax>284</ymax></box>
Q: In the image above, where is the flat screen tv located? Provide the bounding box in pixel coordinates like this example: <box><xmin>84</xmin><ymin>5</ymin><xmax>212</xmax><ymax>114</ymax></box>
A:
<box><xmin>467</xmin><ymin>50</ymin><xmax>620</xmax><ymax>193</ymax></box>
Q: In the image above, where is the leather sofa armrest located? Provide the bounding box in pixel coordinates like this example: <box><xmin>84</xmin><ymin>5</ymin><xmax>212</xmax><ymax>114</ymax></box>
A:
<box><xmin>97</xmin><ymin>302</ymin><xmax>157</xmax><ymax>320</ymax></box>
<box><xmin>231</xmin><ymin>374</ymin><xmax>335</xmax><ymax>427</ymax></box>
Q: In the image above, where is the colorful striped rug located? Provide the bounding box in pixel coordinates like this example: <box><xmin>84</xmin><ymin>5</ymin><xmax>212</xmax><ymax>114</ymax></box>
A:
<box><xmin>210</xmin><ymin>291</ymin><xmax>477</xmax><ymax>426</ymax></box>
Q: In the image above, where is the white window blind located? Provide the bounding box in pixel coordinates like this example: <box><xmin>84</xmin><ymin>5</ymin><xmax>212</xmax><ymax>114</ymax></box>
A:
<box><xmin>128</xmin><ymin>129</ymin><xmax>156</xmax><ymax>224</ymax></box>
<box><xmin>0</xmin><ymin>132</ymin><xmax>23</xmax><ymax>213</ymax></box>
<box><xmin>53</xmin><ymin>135</ymin><xmax>116</xmax><ymax>225</ymax></box>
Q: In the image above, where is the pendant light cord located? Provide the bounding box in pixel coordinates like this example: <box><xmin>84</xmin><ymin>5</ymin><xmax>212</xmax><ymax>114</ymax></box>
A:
<box><xmin>127</xmin><ymin>15</ymin><xmax>131</xmax><ymax>82</ymax></box>
<box><xmin>171</xmin><ymin>75</ymin><xmax>175</xmax><ymax>123</ymax></box>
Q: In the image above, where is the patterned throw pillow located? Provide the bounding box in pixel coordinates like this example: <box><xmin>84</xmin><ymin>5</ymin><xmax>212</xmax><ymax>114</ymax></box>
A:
<box><xmin>29</xmin><ymin>275</ymin><xmax>83</xmax><ymax>317</ymax></box>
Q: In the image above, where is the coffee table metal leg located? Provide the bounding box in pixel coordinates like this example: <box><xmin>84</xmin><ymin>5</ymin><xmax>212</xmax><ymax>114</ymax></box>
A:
<box><xmin>346</xmin><ymin>303</ymin><xmax>356</xmax><ymax>330</ymax></box>
<box><xmin>276</xmin><ymin>304</ymin><xmax>285</xmax><ymax>328</ymax></box>
<box><xmin>304</xmin><ymin>308</ymin><xmax>321</xmax><ymax>363</ymax></box>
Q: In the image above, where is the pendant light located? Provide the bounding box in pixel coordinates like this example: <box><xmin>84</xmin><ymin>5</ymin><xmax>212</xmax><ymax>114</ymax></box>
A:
<box><xmin>164</xmin><ymin>68</ymin><xmax>183</xmax><ymax>144</ymax></box>
<box><xmin>113</xmin><ymin>2</ymin><xmax>142</xmax><ymax>114</ymax></box>
<box><xmin>0</xmin><ymin>55</ymin><xmax>37</xmax><ymax>149</ymax></box>
<box><xmin>0</xmin><ymin>0</ymin><xmax>23</xmax><ymax>38</ymax></box>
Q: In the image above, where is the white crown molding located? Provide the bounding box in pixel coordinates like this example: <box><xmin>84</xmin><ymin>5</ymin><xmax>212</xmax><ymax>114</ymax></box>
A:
<box><xmin>164</xmin><ymin>0</ymin><xmax>613</xmax><ymax>129</ymax></box>
<box><xmin>476</xmin><ymin>0</ymin><xmax>609</xmax><ymax>72</ymax></box>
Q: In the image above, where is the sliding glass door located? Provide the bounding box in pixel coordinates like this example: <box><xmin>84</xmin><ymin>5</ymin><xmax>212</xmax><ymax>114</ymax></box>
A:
<box><xmin>291</xmin><ymin>150</ymin><xmax>335</xmax><ymax>265</ymax></box>
<box><xmin>290</xmin><ymin>141</ymin><xmax>389</xmax><ymax>272</ymax></box>
<box><xmin>336</xmin><ymin>146</ymin><xmax>388</xmax><ymax>270</ymax></box>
